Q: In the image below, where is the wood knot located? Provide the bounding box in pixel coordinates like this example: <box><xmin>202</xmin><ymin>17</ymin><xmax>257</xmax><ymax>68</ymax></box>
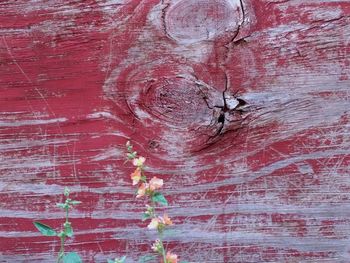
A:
<box><xmin>164</xmin><ymin>0</ymin><xmax>244</xmax><ymax>44</ymax></box>
<box><xmin>134</xmin><ymin>75</ymin><xmax>247</xmax><ymax>153</ymax></box>
<box><xmin>143</xmin><ymin>77</ymin><xmax>211</xmax><ymax>128</ymax></box>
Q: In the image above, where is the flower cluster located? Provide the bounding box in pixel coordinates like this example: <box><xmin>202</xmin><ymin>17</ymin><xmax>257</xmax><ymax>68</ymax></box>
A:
<box><xmin>126</xmin><ymin>141</ymin><xmax>179</xmax><ymax>263</ymax></box>
<box><xmin>151</xmin><ymin>240</ymin><xmax>178</xmax><ymax>263</ymax></box>
<box><xmin>128</xmin><ymin>152</ymin><xmax>164</xmax><ymax>198</ymax></box>
<box><xmin>147</xmin><ymin>213</ymin><xmax>173</xmax><ymax>231</ymax></box>
<box><xmin>136</xmin><ymin>176</ymin><xmax>164</xmax><ymax>198</ymax></box>
<box><xmin>165</xmin><ymin>252</ymin><xmax>178</xmax><ymax>263</ymax></box>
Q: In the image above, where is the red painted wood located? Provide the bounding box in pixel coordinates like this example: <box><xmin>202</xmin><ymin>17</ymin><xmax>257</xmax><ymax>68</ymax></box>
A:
<box><xmin>1</xmin><ymin>0</ymin><xmax>350</xmax><ymax>262</ymax></box>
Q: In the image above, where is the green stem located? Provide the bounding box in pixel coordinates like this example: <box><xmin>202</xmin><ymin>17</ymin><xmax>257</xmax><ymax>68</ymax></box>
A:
<box><xmin>159</xmin><ymin>236</ymin><xmax>167</xmax><ymax>263</ymax></box>
<box><xmin>65</xmin><ymin>207</ymin><xmax>69</xmax><ymax>223</ymax></box>
<box><xmin>150</xmin><ymin>196</ymin><xmax>167</xmax><ymax>263</ymax></box>
<box><xmin>57</xmin><ymin>235</ymin><xmax>65</xmax><ymax>263</ymax></box>
<box><xmin>58</xmin><ymin>201</ymin><xmax>69</xmax><ymax>262</ymax></box>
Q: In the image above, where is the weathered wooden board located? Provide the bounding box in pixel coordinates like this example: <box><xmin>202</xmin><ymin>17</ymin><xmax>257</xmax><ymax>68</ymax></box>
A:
<box><xmin>1</xmin><ymin>0</ymin><xmax>350</xmax><ymax>262</ymax></box>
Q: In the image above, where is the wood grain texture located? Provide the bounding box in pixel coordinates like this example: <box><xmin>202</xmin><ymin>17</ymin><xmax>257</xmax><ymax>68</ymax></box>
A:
<box><xmin>0</xmin><ymin>0</ymin><xmax>350</xmax><ymax>262</ymax></box>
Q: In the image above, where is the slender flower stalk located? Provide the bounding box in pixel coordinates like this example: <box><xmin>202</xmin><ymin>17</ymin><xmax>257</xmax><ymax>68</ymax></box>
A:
<box><xmin>33</xmin><ymin>187</ymin><xmax>82</xmax><ymax>263</ymax></box>
<box><xmin>126</xmin><ymin>141</ymin><xmax>179</xmax><ymax>263</ymax></box>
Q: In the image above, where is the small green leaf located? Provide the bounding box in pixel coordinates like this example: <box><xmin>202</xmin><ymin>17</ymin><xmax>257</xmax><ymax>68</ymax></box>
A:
<box><xmin>180</xmin><ymin>261</ymin><xmax>190</xmax><ymax>263</ymax></box>
<box><xmin>140</xmin><ymin>176</ymin><xmax>147</xmax><ymax>183</ymax></box>
<box><xmin>118</xmin><ymin>256</ymin><xmax>126</xmax><ymax>263</ymax></box>
<box><xmin>141</xmin><ymin>212</ymin><xmax>151</xmax><ymax>221</ymax></box>
<box><xmin>57</xmin><ymin>203</ymin><xmax>66</xmax><ymax>209</ymax></box>
<box><xmin>151</xmin><ymin>192</ymin><xmax>168</xmax><ymax>206</ymax></box>
<box><xmin>33</xmin><ymin>222</ymin><xmax>57</xmax><ymax>236</ymax></box>
<box><xmin>64</xmin><ymin>187</ymin><xmax>70</xmax><ymax>197</ymax></box>
<box><xmin>70</xmin><ymin>200</ymin><xmax>81</xmax><ymax>205</ymax></box>
<box><xmin>107</xmin><ymin>260</ymin><xmax>115</xmax><ymax>263</ymax></box>
<box><xmin>64</xmin><ymin>222</ymin><xmax>73</xmax><ymax>237</ymax></box>
<box><xmin>57</xmin><ymin>231</ymin><xmax>66</xmax><ymax>238</ymax></box>
<box><xmin>62</xmin><ymin>252</ymin><xmax>82</xmax><ymax>263</ymax></box>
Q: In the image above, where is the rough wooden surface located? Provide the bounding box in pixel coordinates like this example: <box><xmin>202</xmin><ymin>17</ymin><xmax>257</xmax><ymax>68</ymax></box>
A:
<box><xmin>0</xmin><ymin>0</ymin><xmax>350</xmax><ymax>262</ymax></box>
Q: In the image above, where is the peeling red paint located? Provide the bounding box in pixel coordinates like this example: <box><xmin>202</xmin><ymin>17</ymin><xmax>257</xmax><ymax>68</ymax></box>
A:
<box><xmin>1</xmin><ymin>0</ymin><xmax>350</xmax><ymax>262</ymax></box>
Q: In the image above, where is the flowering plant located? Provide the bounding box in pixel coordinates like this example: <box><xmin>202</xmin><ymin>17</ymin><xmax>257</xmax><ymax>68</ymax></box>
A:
<box><xmin>33</xmin><ymin>187</ymin><xmax>82</xmax><ymax>263</ymax></box>
<box><xmin>124</xmin><ymin>141</ymin><xmax>187</xmax><ymax>263</ymax></box>
<box><xmin>34</xmin><ymin>143</ymin><xmax>188</xmax><ymax>263</ymax></box>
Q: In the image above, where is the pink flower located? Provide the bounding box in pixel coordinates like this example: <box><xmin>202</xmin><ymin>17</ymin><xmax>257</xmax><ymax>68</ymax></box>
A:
<box><xmin>148</xmin><ymin>215</ymin><xmax>173</xmax><ymax>231</ymax></box>
<box><xmin>136</xmin><ymin>183</ymin><xmax>148</xmax><ymax>198</ymax></box>
<box><xmin>149</xmin><ymin>177</ymin><xmax>163</xmax><ymax>191</ymax></box>
<box><xmin>165</xmin><ymin>252</ymin><xmax>178</xmax><ymax>263</ymax></box>
<box><xmin>147</xmin><ymin>218</ymin><xmax>160</xmax><ymax>230</ymax></box>
<box><xmin>130</xmin><ymin>168</ymin><xmax>141</xmax><ymax>185</ymax></box>
<box><xmin>160</xmin><ymin>214</ymin><xmax>173</xmax><ymax>226</ymax></box>
<box><xmin>133</xmin><ymin>156</ymin><xmax>146</xmax><ymax>167</ymax></box>
<box><xmin>151</xmin><ymin>239</ymin><xmax>162</xmax><ymax>253</ymax></box>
